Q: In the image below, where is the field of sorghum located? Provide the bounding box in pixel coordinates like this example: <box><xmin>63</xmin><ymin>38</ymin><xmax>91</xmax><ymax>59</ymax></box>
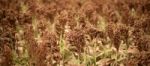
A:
<box><xmin>0</xmin><ymin>0</ymin><xmax>150</xmax><ymax>66</ymax></box>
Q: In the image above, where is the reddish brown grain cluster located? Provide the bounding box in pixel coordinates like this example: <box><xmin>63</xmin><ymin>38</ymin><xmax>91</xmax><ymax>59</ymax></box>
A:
<box><xmin>1</xmin><ymin>0</ymin><xmax>150</xmax><ymax>66</ymax></box>
<box><xmin>66</xmin><ymin>28</ymin><xmax>85</xmax><ymax>53</ymax></box>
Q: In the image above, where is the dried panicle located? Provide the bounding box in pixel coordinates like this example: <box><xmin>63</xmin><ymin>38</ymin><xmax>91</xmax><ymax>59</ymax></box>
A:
<box><xmin>125</xmin><ymin>58</ymin><xmax>139</xmax><ymax>66</ymax></box>
<box><xmin>81</xmin><ymin>1</ymin><xmax>99</xmax><ymax>25</ymax></box>
<box><xmin>106</xmin><ymin>22</ymin><xmax>116</xmax><ymax>39</ymax></box>
<box><xmin>1</xmin><ymin>25</ymin><xmax>14</xmax><ymax>66</ymax></box>
<box><xmin>54</xmin><ymin>10</ymin><xmax>68</xmax><ymax>36</ymax></box>
<box><xmin>135</xmin><ymin>36</ymin><xmax>150</xmax><ymax>51</ymax></box>
<box><xmin>85</xmin><ymin>25</ymin><xmax>106</xmax><ymax>40</ymax></box>
<box><xmin>0</xmin><ymin>44</ymin><xmax>12</xmax><ymax>66</ymax></box>
<box><xmin>132</xmin><ymin>25</ymin><xmax>150</xmax><ymax>51</ymax></box>
<box><xmin>0</xmin><ymin>9</ymin><xmax>17</xmax><ymax>66</ymax></box>
<box><xmin>0</xmin><ymin>9</ymin><xmax>17</xmax><ymax>28</ymax></box>
<box><xmin>106</xmin><ymin>23</ymin><xmax>129</xmax><ymax>50</ymax></box>
<box><xmin>24</xmin><ymin>25</ymin><xmax>38</xmax><ymax>65</ymax></box>
<box><xmin>115</xmin><ymin>24</ymin><xmax>130</xmax><ymax>50</ymax></box>
<box><xmin>34</xmin><ymin>43</ymin><xmax>47</xmax><ymax>66</ymax></box>
<box><xmin>41</xmin><ymin>30</ymin><xmax>61</xmax><ymax>65</ymax></box>
<box><xmin>35</xmin><ymin>2</ymin><xmax>56</xmax><ymax>21</ymax></box>
<box><xmin>117</xmin><ymin>24</ymin><xmax>130</xmax><ymax>46</ymax></box>
<box><xmin>81</xmin><ymin>0</ymin><xmax>98</xmax><ymax>17</ymax></box>
<box><xmin>132</xmin><ymin>28</ymin><xmax>144</xmax><ymax>40</ymax></box>
<box><xmin>78</xmin><ymin>16</ymin><xmax>86</xmax><ymax>27</ymax></box>
<box><xmin>55</xmin><ymin>11</ymin><xmax>77</xmax><ymax>36</ymax></box>
<box><xmin>142</xmin><ymin>19</ymin><xmax>150</xmax><ymax>34</ymax></box>
<box><xmin>66</xmin><ymin>28</ymin><xmax>85</xmax><ymax>53</ymax></box>
<box><xmin>37</xmin><ymin>20</ymin><xmax>48</xmax><ymax>31</ymax></box>
<box><xmin>140</xmin><ymin>0</ymin><xmax>150</xmax><ymax>14</ymax></box>
<box><xmin>0</xmin><ymin>0</ymin><xmax>150</xmax><ymax>66</ymax></box>
<box><xmin>17</xmin><ymin>13</ymin><xmax>32</xmax><ymax>25</ymax></box>
<box><xmin>138</xmin><ymin>51</ymin><xmax>150</xmax><ymax>65</ymax></box>
<box><xmin>113</xmin><ymin>29</ymin><xmax>121</xmax><ymax>51</ymax></box>
<box><xmin>119</xmin><ymin>25</ymin><xmax>129</xmax><ymax>37</ymax></box>
<box><xmin>0</xmin><ymin>0</ymin><xmax>20</xmax><ymax>10</ymax></box>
